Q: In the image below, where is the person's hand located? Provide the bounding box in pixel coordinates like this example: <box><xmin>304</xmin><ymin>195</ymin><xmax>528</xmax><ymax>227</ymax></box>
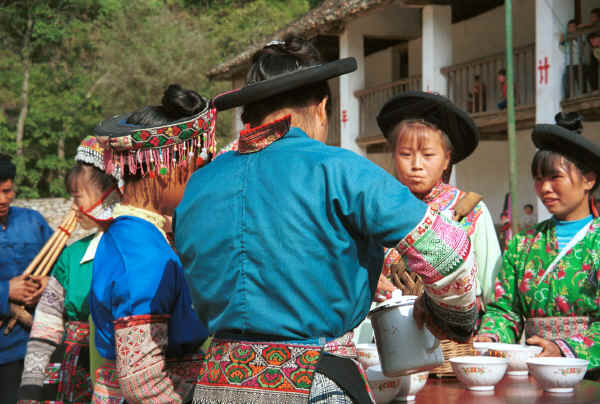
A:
<box><xmin>413</xmin><ymin>295</ymin><xmax>447</xmax><ymax>340</ymax></box>
<box><xmin>374</xmin><ymin>274</ymin><xmax>396</xmax><ymax>302</ymax></box>
<box><xmin>8</xmin><ymin>274</ymin><xmax>38</xmax><ymax>305</ymax></box>
<box><xmin>26</xmin><ymin>275</ymin><xmax>49</xmax><ymax>306</ymax></box>
<box><xmin>473</xmin><ymin>335</ymin><xmax>494</xmax><ymax>343</ymax></box>
<box><xmin>526</xmin><ymin>335</ymin><xmax>562</xmax><ymax>357</ymax></box>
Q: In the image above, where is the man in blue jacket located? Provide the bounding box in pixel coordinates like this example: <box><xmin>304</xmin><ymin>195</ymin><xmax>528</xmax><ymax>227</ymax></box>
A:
<box><xmin>0</xmin><ymin>155</ymin><xmax>52</xmax><ymax>403</ymax></box>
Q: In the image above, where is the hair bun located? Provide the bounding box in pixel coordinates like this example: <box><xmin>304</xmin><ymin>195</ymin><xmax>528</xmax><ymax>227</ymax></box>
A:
<box><xmin>555</xmin><ymin>112</ymin><xmax>583</xmax><ymax>133</ymax></box>
<box><xmin>161</xmin><ymin>84</ymin><xmax>206</xmax><ymax>119</ymax></box>
<box><xmin>247</xmin><ymin>37</ymin><xmax>322</xmax><ymax>84</ymax></box>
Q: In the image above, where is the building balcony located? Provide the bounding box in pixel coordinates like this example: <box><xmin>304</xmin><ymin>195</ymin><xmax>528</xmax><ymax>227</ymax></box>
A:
<box><xmin>442</xmin><ymin>43</ymin><xmax>536</xmax><ymax>137</ymax></box>
<box><xmin>561</xmin><ymin>26</ymin><xmax>600</xmax><ymax>121</ymax></box>
<box><xmin>354</xmin><ymin>76</ymin><xmax>422</xmax><ymax>147</ymax></box>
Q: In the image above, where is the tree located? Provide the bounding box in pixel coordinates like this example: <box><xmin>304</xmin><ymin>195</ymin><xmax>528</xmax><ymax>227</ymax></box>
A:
<box><xmin>0</xmin><ymin>0</ymin><xmax>314</xmax><ymax>197</ymax></box>
<box><xmin>0</xmin><ymin>0</ymin><xmax>121</xmax><ymax>196</ymax></box>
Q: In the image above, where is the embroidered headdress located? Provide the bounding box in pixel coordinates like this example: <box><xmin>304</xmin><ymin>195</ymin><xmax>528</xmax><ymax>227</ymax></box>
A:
<box><xmin>376</xmin><ymin>91</ymin><xmax>480</xmax><ymax>164</ymax></box>
<box><xmin>73</xmin><ymin>135</ymin><xmax>121</xmax><ymax>224</ymax></box>
<box><xmin>94</xmin><ymin>90</ymin><xmax>216</xmax><ymax>179</ymax></box>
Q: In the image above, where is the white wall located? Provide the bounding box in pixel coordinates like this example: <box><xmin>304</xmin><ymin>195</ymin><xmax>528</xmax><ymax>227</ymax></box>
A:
<box><xmin>348</xmin><ymin>5</ymin><xmax>421</xmax><ymax>38</ymax></box>
<box><xmin>365</xmin><ymin>48</ymin><xmax>394</xmax><ymax>88</ymax></box>
<box><xmin>408</xmin><ymin>38</ymin><xmax>422</xmax><ymax>77</ymax></box>
<box><xmin>452</xmin><ymin>1</ymin><xmax>535</xmax><ymax>65</ymax></box>
<box><xmin>407</xmin><ymin>2</ymin><xmax>535</xmax><ymax>76</ymax></box>
<box><xmin>231</xmin><ymin>75</ymin><xmax>247</xmax><ymax>136</ymax></box>
<box><xmin>455</xmin><ymin>129</ymin><xmax>537</xmax><ymax>224</ymax></box>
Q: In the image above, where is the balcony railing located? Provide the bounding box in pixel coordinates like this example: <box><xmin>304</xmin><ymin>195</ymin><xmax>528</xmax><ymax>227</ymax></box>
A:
<box><xmin>354</xmin><ymin>76</ymin><xmax>422</xmax><ymax>139</ymax></box>
<box><xmin>564</xmin><ymin>27</ymin><xmax>600</xmax><ymax>100</ymax></box>
<box><xmin>441</xmin><ymin>43</ymin><xmax>535</xmax><ymax>114</ymax></box>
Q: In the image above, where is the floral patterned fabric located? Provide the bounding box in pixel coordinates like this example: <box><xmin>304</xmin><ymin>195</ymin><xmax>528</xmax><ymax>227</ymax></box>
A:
<box><xmin>192</xmin><ymin>332</ymin><xmax>374</xmax><ymax>404</ymax></box>
<box><xmin>479</xmin><ymin>218</ymin><xmax>600</xmax><ymax>369</ymax></box>
<box><xmin>384</xmin><ymin>182</ymin><xmax>502</xmax><ymax>306</ymax></box>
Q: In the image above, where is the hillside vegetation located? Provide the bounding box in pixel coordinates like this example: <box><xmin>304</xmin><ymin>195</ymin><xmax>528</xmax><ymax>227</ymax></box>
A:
<box><xmin>0</xmin><ymin>0</ymin><xmax>320</xmax><ymax>196</ymax></box>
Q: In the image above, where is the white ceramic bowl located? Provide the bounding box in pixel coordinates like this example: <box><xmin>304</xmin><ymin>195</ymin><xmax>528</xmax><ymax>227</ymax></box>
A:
<box><xmin>357</xmin><ymin>343</ymin><xmax>380</xmax><ymax>369</ymax></box>
<box><xmin>473</xmin><ymin>341</ymin><xmax>495</xmax><ymax>356</ymax></box>
<box><xmin>526</xmin><ymin>357</ymin><xmax>588</xmax><ymax>393</ymax></box>
<box><xmin>366</xmin><ymin>365</ymin><xmax>402</xmax><ymax>404</ymax></box>
<box><xmin>449</xmin><ymin>356</ymin><xmax>508</xmax><ymax>391</ymax></box>
<box><xmin>396</xmin><ymin>371</ymin><xmax>429</xmax><ymax>401</ymax></box>
<box><xmin>485</xmin><ymin>343</ymin><xmax>543</xmax><ymax>376</ymax></box>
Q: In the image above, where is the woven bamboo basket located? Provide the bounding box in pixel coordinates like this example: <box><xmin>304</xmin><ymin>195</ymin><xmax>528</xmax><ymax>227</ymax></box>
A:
<box><xmin>389</xmin><ymin>259</ymin><xmax>475</xmax><ymax>377</ymax></box>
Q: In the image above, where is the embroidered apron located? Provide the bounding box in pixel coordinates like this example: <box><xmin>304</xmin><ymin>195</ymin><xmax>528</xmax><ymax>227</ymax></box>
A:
<box><xmin>525</xmin><ymin>316</ymin><xmax>589</xmax><ymax>340</ymax></box>
<box><xmin>193</xmin><ymin>332</ymin><xmax>374</xmax><ymax>404</ymax></box>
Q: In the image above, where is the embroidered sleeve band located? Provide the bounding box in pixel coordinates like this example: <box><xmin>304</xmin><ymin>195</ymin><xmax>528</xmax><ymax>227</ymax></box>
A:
<box><xmin>114</xmin><ymin>314</ymin><xmax>182</xmax><ymax>403</ymax></box>
<box><xmin>29</xmin><ymin>276</ymin><xmax>65</xmax><ymax>345</ymax></box>
<box><xmin>395</xmin><ymin>207</ymin><xmax>478</xmax><ymax>340</ymax></box>
<box><xmin>21</xmin><ymin>276</ymin><xmax>65</xmax><ymax>389</ymax></box>
<box><xmin>554</xmin><ymin>339</ymin><xmax>577</xmax><ymax>358</ymax></box>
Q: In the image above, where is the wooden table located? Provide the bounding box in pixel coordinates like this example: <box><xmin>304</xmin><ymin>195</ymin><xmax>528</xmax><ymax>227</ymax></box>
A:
<box><xmin>408</xmin><ymin>375</ymin><xmax>600</xmax><ymax>404</ymax></box>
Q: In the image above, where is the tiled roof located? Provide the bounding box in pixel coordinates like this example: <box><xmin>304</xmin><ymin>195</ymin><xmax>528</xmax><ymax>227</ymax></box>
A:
<box><xmin>207</xmin><ymin>0</ymin><xmax>395</xmax><ymax>80</ymax></box>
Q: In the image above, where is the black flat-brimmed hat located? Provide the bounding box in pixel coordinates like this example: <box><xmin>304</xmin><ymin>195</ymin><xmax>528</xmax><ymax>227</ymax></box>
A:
<box><xmin>532</xmin><ymin>123</ymin><xmax>600</xmax><ymax>174</ymax></box>
<box><xmin>213</xmin><ymin>57</ymin><xmax>357</xmax><ymax>111</ymax></box>
<box><xmin>376</xmin><ymin>91</ymin><xmax>480</xmax><ymax>163</ymax></box>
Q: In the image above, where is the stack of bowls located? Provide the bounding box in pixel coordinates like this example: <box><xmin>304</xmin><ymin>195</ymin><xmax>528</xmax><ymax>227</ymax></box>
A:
<box><xmin>527</xmin><ymin>357</ymin><xmax>589</xmax><ymax>393</ymax></box>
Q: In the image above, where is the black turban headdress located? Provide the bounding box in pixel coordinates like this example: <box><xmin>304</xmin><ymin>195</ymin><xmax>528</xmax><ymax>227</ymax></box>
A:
<box><xmin>376</xmin><ymin>91</ymin><xmax>480</xmax><ymax>164</ymax></box>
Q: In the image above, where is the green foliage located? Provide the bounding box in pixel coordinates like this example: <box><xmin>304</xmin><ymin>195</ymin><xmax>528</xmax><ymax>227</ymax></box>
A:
<box><xmin>0</xmin><ymin>0</ymin><xmax>312</xmax><ymax>198</ymax></box>
<box><xmin>200</xmin><ymin>0</ymin><xmax>311</xmax><ymax>63</ymax></box>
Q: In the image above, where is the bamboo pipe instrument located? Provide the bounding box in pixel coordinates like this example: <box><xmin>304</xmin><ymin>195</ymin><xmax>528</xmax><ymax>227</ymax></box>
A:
<box><xmin>20</xmin><ymin>210</ymin><xmax>76</xmax><ymax>276</ymax></box>
<box><xmin>2</xmin><ymin>211</ymin><xmax>78</xmax><ymax>334</ymax></box>
<box><xmin>32</xmin><ymin>213</ymin><xmax>77</xmax><ymax>277</ymax></box>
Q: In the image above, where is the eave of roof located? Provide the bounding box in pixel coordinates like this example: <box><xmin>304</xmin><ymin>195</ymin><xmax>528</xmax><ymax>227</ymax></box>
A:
<box><xmin>206</xmin><ymin>0</ymin><xmax>396</xmax><ymax>80</ymax></box>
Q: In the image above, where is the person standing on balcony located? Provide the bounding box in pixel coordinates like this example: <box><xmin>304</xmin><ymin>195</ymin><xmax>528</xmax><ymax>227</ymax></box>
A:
<box><xmin>587</xmin><ymin>32</ymin><xmax>600</xmax><ymax>92</ymax></box>
<box><xmin>577</xmin><ymin>8</ymin><xmax>600</xmax><ymax>30</ymax></box>
<box><xmin>497</xmin><ymin>69</ymin><xmax>507</xmax><ymax>110</ymax></box>
<box><xmin>561</xmin><ymin>19</ymin><xmax>582</xmax><ymax>97</ymax></box>
<box><xmin>376</xmin><ymin>91</ymin><xmax>502</xmax><ymax>328</ymax></box>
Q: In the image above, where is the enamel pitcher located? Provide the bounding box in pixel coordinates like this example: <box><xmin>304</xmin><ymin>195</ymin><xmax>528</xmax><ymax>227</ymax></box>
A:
<box><xmin>368</xmin><ymin>295</ymin><xmax>443</xmax><ymax>377</ymax></box>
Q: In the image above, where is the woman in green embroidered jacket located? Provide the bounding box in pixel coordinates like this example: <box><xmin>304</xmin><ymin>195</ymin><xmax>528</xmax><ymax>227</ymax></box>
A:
<box><xmin>18</xmin><ymin>136</ymin><xmax>120</xmax><ymax>403</ymax></box>
<box><xmin>476</xmin><ymin>118</ymin><xmax>600</xmax><ymax>374</ymax></box>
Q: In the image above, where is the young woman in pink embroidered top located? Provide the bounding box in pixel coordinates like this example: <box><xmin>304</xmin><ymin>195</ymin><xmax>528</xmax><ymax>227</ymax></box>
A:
<box><xmin>375</xmin><ymin>92</ymin><xmax>502</xmax><ymax>324</ymax></box>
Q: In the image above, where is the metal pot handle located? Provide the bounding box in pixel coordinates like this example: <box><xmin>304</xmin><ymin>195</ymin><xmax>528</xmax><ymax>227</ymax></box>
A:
<box><xmin>426</xmin><ymin>335</ymin><xmax>440</xmax><ymax>354</ymax></box>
